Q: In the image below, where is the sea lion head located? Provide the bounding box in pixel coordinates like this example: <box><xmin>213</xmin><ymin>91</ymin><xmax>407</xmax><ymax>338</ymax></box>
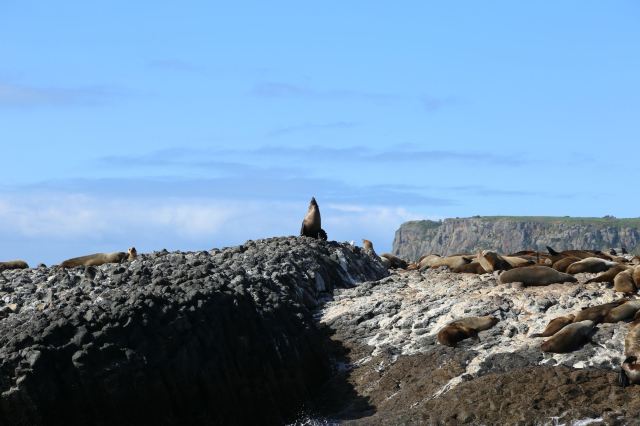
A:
<box><xmin>621</xmin><ymin>356</ymin><xmax>640</xmax><ymax>387</ymax></box>
<box><xmin>128</xmin><ymin>247</ymin><xmax>137</xmax><ymax>260</ymax></box>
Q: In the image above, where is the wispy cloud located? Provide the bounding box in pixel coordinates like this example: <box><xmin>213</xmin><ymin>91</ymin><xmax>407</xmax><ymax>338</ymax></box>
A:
<box><xmin>251</xmin><ymin>81</ymin><xmax>452</xmax><ymax>111</ymax></box>
<box><xmin>23</xmin><ymin>176</ymin><xmax>453</xmax><ymax>207</ymax></box>
<box><xmin>0</xmin><ymin>82</ymin><xmax>126</xmax><ymax>108</ymax></box>
<box><xmin>97</xmin><ymin>145</ymin><xmax>525</xmax><ymax>168</ymax></box>
<box><xmin>146</xmin><ymin>59</ymin><xmax>203</xmax><ymax>73</ymax></box>
<box><xmin>266</xmin><ymin>121</ymin><xmax>357</xmax><ymax>137</ymax></box>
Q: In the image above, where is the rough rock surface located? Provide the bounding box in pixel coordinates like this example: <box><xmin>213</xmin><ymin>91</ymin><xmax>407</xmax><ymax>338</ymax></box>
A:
<box><xmin>0</xmin><ymin>237</ymin><xmax>388</xmax><ymax>426</ymax></box>
<box><xmin>311</xmin><ymin>267</ymin><xmax>640</xmax><ymax>425</ymax></box>
<box><xmin>393</xmin><ymin>217</ymin><xmax>640</xmax><ymax>261</ymax></box>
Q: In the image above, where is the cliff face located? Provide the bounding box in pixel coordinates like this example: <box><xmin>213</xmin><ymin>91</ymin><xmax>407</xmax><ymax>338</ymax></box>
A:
<box><xmin>392</xmin><ymin>217</ymin><xmax>640</xmax><ymax>261</ymax></box>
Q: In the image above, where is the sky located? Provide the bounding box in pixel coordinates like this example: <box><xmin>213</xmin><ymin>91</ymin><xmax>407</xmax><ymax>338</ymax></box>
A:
<box><xmin>1</xmin><ymin>1</ymin><xmax>639</xmax><ymax>265</ymax></box>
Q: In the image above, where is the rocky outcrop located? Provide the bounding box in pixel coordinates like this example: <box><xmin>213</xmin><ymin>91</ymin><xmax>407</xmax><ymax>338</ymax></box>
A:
<box><xmin>0</xmin><ymin>237</ymin><xmax>388</xmax><ymax>426</ymax></box>
<box><xmin>313</xmin><ymin>268</ymin><xmax>640</xmax><ymax>424</ymax></box>
<box><xmin>393</xmin><ymin>217</ymin><xmax>640</xmax><ymax>261</ymax></box>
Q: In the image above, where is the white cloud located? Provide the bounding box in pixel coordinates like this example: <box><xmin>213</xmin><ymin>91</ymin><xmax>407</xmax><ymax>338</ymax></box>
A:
<box><xmin>0</xmin><ymin>193</ymin><xmax>431</xmax><ymax>264</ymax></box>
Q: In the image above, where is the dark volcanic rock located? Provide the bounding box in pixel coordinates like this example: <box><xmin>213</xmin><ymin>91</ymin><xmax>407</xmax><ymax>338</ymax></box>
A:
<box><xmin>0</xmin><ymin>237</ymin><xmax>388</xmax><ymax>426</ymax></box>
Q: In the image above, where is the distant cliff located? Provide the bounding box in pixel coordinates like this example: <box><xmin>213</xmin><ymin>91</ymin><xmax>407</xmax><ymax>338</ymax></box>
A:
<box><xmin>392</xmin><ymin>216</ymin><xmax>640</xmax><ymax>261</ymax></box>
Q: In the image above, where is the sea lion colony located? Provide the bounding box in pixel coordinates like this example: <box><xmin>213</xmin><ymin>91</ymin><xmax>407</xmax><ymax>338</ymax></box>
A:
<box><xmin>366</xmin><ymin>244</ymin><xmax>640</xmax><ymax>386</ymax></box>
<box><xmin>3</xmin><ymin>198</ymin><xmax>640</xmax><ymax>386</ymax></box>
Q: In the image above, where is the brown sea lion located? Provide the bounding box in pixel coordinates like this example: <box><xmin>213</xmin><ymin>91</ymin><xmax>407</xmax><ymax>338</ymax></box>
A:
<box><xmin>380</xmin><ymin>253</ymin><xmax>408</xmax><ymax>269</ymax></box>
<box><xmin>499</xmin><ymin>266</ymin><xmax>577</xmax><ymax>286</ymax></box>
<box><xmin>615</xmin><ymin>269</ymin><xmax>637</xmax><ymax>295</ymax></box>
<box><xmin>530</xmin><ymin>314</ymin><xmax>575</xmax><ymax>338</ymax></box>
<box><xmin>574</xmin><ymin>300</ymin><xmax>627</xmax><ymax>323</ymax></box>
<box><xmin>551</xmin><ymin>256</ymin><xmax>581</xmax><ymax>273</ymax></box>
<box><xmin>586</xmin><ymin>265</ymin><xmax>630</xmax><ymax>284</ymax></box>
<box><xmin>418</xmin><ymin>254</ymin><xmax>442</xmax><ymax>270</ymax></box>
<box><xmin>437</xmin><ymin>316</ymin><xmax>499</xmax><ymax>347</ymax></box>
<box><xmin>546</xmin><ymin>246</ymin><xmax>609</xmax><ymax>263</ymax></box>
<box><xmin>61</xmin><ymin>247</ymin><xmax>137</xmax><ymax>268</ymax></box>
<box><xmin>502</xmin><ymin>255</ymin><xmax>535</xmax><ymax>268</ymax></box>
<box><xmin>477</xmin><ymin>251</ymin><xmax>512</xmax><ymax>273</ymax></box>
<box><xmin>633</xmin><ymin>266</ymin><xmax>640</xmax><ymax>286</ymax></box>
<box><xmin>619</xmin><ymin>320</ymin><xmax>640</xmax><ymax>387</ymax></box>
<box><xmin>0</xmin><ymin>260</ymin><xmax>29</xmax><ymax>271</ymax></box>
<box><xmin>604</xmin><ymin>300</ymin><xmax>640</xmax><ymax>323</ymax></box>
<box><xmin>452</xmin><ymin>261</ymin><xmax>487</xmax><ymax>274</ymax></box>
<box><xmin>299</xmin><ymin>197</ymin><xmax>327</xmax><ymax>240</ymax></box>
<box><xmin>566</xmin><ymin>257</ymin><xmax>617</xmax><ymax>275</ymax></box>
<box><xmin>428</xmin><ymin>255</ymin><xmax>473</xmax><ymax>271</ymax></box>
<box><xmin>540</xmin><ymin>320</ymin><xmax>595</xmax><ymax>353</ymax></box>
<box><xmin>362</xmin><ymin>239</ymin><xmax>377</xmax><ymax>256</ymax></box>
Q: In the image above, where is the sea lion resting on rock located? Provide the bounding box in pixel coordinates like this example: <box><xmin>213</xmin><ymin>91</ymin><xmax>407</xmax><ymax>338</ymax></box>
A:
<box><xmin>437</xmin><ymin>315</ymin><xmax>499</xmax><ymax>347</ymax></box>
<box><xmin>586</xmin><ymin>265</ymin><xmax>630</xmax><ymax>284</ymax></box>
<box><xmin>633</xmin><ymin>266</ymin><xmax>640</xmax><ymax>286</ymax></box>
<box><xmin>0</xmin><ymin>260</ymin><xmax>29</xmax><ymax>271</ymax></box>
<box><xmin>300</xmin><ymin>197</ymin><xmax>327</xmax><ymax>240</ymax></box>
<box><xmin>540</xmin><ymin>320</ymin><xmax>595</xmax><ymax>353</ymax></box>
<box><xmin>619</xmin><ymin>320</ymin><xmax>640</xmax><ymax>387</ymax></box>
<box><xmin>551</xmin><ymin>256</ymin><xmax>582</xmax><ymax>273</ymax></box>
<box><xmin>499</xmin><ymin>266</ymin><xmax>577</xmax><ymax>286</ymax></box>
<box><xmin>379</xmin><ymin>253</ymin><xmax>408</xmax><ymax>269</ymax></box>
<box><xmin>615</xmin><ymin>269</ymin><xmax>637</xmax><ymax>295</ymax></box>
<box><xmin>477</xmin><ymin>251</ymin><xmax>512</xmax><ymax>273</ymax></box>
<box><xmin>61</xmin><ymin>247</ymin><xmax>137</xmax><ymax>268</ymax></box>
<box><xmin>530</xmin><ymin>314</ymin><xmax>575</xmax><ymax>338</ymax></box>
<box><xmin>427</xmin><ymin>255</ymin><xmax>473</xmax><ymax>271</ymax></box>
<box><xmin>452</xmin><ymin>261</ymin><xmax>487</xmax><ymax>274</ymax></box>
<box><xmin>546</xmin><ymin>246</ymin><xmax>609</xmax><ymax>262</ymax></box>
<box><xmin>565</xmin><ymin>257</ymin><xmax>617</xmax><ymax>275</ymax></box>
<box><xmin>418</xmin><ymin>254</ymin><xmax>441</xmax><ymax>270</ymax></box>
<box><xmin>574</xmin><ymin>300</ymin><xmax>627</xmax><ymax>323</ymax></box>
<box><xmin>604</xmin><ymin>300</ymin><xmax>640</xmax><ymax>323</ymax></box>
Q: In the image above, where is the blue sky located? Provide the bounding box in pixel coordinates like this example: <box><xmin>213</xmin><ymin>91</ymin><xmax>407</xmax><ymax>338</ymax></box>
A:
<box><xmin>1</xmin><ymin>1</ymin><xmax>639</xmax><ymax>265</ymax></box>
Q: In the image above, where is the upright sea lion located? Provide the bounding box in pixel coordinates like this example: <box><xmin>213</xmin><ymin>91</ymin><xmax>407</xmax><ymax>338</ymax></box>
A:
<box><xmin>551</xmin><ymin>256</ymin><xmax>581</xmax><ymax>273</ymax></box>
<box><xmin>586</xmin><ymin>265</ymin><xmax>630</xmax><ymax>284</ymax></box>
<box><xmin>437</xmin><ymin>316</ymin><xmax>498</xmax><ymax>347</ymax></box>
<box><xmin>622</xmin><ymin>247</ymin><xmax>629</xmax><ymax>255</ymax></box>
<box><xmin>615</xmin><ymin>269</ymin><xmax>637</xmax><ymax>294</ymax></box>
<box><xmin>299</xmin><ymin>197</ymin><xmax>327</xmax><ymax>240</ymax></box>
<box><xmin>604</xmin><ymin>300</ymin><xmax>640</xmax><ymax>323</ymax></box>
<box><xmin>573</xmin><ymin>300</ymin><xmax>627</xmax><ymax>323</ymax></box>
<box><xmin>619</xmin><ymin>320</ymin><xmax>640</xmax><ymax>387</ymax></box>
<box><xmin>362</xmin><ymin>239</ymin><xmax>377</xmax><ymax>256</ymax></box>
<box><xmin>540</xmin><ymin>320</ymin><xmax>595</xmax><ymax>353</ymax></box>
<box><xmin>530</xmin><ymin>314</ymin><xmax>575</xmax><ymax>338</ymax></box>
<box><xmin>379</xmin><ymin>253</ymin><xmax>408</xmax><ymax>269</ymax></box>
<box><xmin>499</xmin><ymin>266</ymin><xmax>577</xmax><ymax>286</ymax></box>
<box><xmin>0</xmin><ymin>260</ymin><xmax>29</xmax><ymax>271</ymax></box>
<box><xmin>566</xmin><ymin>257</ymin><xmax>617</xmax><ymax>275</ymax></box>
<box><xmin>610</xmin><ymin>248</ymin><xmax>618</xmax><ymax>256</ymax></box>
<box><xmin>61</xmin><ymin>247</ymin><xmax>137</xmax><ymax>268</ymax></box>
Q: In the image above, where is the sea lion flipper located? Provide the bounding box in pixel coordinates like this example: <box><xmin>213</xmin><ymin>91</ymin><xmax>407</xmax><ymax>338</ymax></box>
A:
<box><xmin>619</xmin><ymin>368</ymin><xmax>629</xmax><ymax>388</ymax></box>
<box><xmin>547</xmin><ymin>246</ymin><xmax>560</xmax><ymax>256</ymax></box>
<box><xmin>529</xmin><ymin>333</ymin><xmax>542</xmax><ymax>338</ymax></box>
<box><xmin>318</xmin><ymin>229</ymin><xmax>328</xmax><ymax>241</ymax></box>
